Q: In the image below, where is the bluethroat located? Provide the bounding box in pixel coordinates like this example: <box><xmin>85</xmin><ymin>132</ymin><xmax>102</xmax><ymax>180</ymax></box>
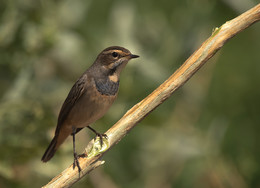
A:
<box><xmin>41</xmin><ymin>46</ymin><xmax>139</xmax><ymax>172</ymax></box>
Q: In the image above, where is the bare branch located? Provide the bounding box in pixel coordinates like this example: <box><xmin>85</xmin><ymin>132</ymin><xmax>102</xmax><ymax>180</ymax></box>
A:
<box><xmin>43</xmin><ymin>3</ymin><xmax>260</xmax><ymax>188</ymax></box>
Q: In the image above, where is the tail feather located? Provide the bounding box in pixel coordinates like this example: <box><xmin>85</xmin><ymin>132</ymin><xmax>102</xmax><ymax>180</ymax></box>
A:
<box><xmin>41</xmin><ymin>136</ymin><xmax>58</xmax><ymax>162</ymax></box>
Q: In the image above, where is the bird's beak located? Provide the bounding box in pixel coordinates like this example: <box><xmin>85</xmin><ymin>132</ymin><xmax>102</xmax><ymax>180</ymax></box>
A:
<box><xmin>130</xmin><ymin>54</ymin><xmax>139</xmax><ymax>59</ymax></box>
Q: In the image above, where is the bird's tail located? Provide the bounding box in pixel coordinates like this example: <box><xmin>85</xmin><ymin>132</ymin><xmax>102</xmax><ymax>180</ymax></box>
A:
<box><xmin>41</xmin><ymin>136</ymin><xmax>58</xmax><ymax>162</ymax></box>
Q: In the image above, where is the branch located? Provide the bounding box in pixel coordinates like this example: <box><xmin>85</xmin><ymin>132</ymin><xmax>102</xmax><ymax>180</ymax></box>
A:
<box><xmin>43</xmin><ymin>4</ymin><xmax>260</xmax><ymax>188</ymax></box>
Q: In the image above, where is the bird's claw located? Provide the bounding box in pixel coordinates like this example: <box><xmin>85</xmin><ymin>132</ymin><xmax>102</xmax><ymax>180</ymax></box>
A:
<box><xmin>95</xmin><ymin>133</ymin><xmax>108</xmax><ymax>147</ymax></box>
<box><xmin>88</xmin><ymin>134</ymin><xmax>109</xmax><ymax>157</ymax></box>
<box><xmin>73</xmin><ymin>152</ymin><xmax>82</xmax><ymax>173</ymax></box>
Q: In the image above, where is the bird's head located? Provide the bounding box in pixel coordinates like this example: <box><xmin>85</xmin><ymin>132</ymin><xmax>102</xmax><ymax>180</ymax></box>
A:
<box><xmin>92</xmin><ymin>46</ymin><xmax>139</xmax><ymax>79</ymax></box>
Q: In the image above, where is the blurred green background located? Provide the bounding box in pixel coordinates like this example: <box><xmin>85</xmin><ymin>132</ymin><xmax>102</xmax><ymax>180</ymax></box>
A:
<box><xmin>0</xmin><ymin>0</ymin><xmax>260</xmax><ymax>187</ymax></box>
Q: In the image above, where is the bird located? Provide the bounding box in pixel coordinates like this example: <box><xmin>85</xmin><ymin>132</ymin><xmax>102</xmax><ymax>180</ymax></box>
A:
<box><xmin>41</xmin><ymin>46</ymin><xmax>139</xmax><ymax>171</ymax></box>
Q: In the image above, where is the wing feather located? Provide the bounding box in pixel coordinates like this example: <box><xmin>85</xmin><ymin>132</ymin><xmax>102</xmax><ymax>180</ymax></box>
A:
<box><xmin>55</xmin><ymin>74</ymin><xmax>88</xmax><ymax>135</ymax></box>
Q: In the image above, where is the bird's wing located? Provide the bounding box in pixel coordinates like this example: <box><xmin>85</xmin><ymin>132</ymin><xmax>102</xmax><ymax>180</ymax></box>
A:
<box><xmin>55</xmin><ymin>74</ymin><xmax>88</xmax><ymax>135</ymax></box>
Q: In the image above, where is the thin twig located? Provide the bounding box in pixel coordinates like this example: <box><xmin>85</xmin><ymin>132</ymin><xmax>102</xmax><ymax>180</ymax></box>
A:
<box><xmin>43</xmin><ymin>3</ymin><xmax>260</xmax><ymax>188</ymax></box>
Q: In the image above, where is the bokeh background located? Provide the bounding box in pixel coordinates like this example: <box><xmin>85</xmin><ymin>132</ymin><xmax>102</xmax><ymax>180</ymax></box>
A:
<box><xmin>0</xmin><ymin>0</ymin><xmax>260</xmax><ymax>187</ymax></box>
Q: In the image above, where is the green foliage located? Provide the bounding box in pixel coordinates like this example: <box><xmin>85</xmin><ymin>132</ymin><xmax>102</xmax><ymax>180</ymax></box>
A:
<box><xmin>0</xmin><ymin>0</ymin><xmax>260</xmax><ymax>187</ymax></box>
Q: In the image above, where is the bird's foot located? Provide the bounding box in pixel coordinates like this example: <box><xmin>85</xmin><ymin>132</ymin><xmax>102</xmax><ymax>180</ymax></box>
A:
<box><xmin>73</xmin><ymin>152</ymin><xmax>82</xmax><ymax>174</ymax></box>
<box><xmin>86</xmin><ymin>126</ymin><xmax>109</xmax><ymax>156</ymax></box>
<box><xmin>87</xmin><ymin>134</ymin><xmax>109</xmax><ymax>158</ymax></box>
<box><xmin>95</xmin><ymin>133</ymin><xmax>108</xmax><ymax>147</ymax></box>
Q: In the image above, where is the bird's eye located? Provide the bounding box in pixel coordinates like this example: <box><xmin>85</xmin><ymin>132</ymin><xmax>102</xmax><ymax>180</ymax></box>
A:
<box><xmin>112</xmin><ymin>52</ymin><xmax>119</xmax><ymax>58</ymax></box>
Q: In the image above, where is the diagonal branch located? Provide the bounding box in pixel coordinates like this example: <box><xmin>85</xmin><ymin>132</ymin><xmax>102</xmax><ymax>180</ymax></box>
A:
<box><xmin>43</xmin><ymin>3</ymin><xmax>260</xmax><ymax>188</ymax></box>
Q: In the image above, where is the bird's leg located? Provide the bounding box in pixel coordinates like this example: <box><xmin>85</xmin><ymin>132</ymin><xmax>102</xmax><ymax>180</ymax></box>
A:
<box><xmin>87</xmin><ymin>126</ymin><xmax>107</xmax><ymax>147</ymax></box>
<box><xmin>72</xmin><ymin>127</ymin><xmax>82</xmax><ymax>174</ymax></box>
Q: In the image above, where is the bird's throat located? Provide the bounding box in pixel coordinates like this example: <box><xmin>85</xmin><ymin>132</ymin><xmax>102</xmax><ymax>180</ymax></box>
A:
<box><xmin>94</xmin><ymin>77</ymin><xmax>119</xmax><ymax>96</ymax></box>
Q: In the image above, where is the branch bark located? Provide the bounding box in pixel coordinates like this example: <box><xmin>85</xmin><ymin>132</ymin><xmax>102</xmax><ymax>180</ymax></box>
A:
<box><xmin>43</xmin><ymin>3</ymin><xmax>260</xmax><ymax>188</ymax></box>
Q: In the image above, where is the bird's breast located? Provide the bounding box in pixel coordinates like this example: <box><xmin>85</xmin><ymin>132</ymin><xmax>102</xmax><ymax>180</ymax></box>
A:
<box><xmin>66</xmin><ymin>78</ymin><xmax>117</xmax><ymax>128</ymax></box>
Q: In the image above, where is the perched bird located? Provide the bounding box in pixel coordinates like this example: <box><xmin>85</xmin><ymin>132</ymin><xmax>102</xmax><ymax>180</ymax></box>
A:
<box><xmin>41</xmin><ymin>46</ymin><xmax>139</xmax><ymax>171</ymax></box>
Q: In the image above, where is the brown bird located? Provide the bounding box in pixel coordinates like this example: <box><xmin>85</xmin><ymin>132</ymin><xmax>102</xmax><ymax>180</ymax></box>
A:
<box><xmin>41</xmin><ymin>46</ymin><xmax>139</xmax><ymax>171</ymax></box>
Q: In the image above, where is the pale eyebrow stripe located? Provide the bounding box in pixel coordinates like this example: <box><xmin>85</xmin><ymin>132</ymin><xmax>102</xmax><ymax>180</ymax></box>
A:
<box><xmin>103</xmin><ymin>50</ymin><xmax>129</xmax><ymax>56</ymax></box>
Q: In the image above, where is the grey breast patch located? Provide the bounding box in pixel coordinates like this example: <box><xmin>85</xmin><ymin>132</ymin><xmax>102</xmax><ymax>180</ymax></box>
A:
<box><xmin>95</xmin><ymin>78</ymin><xmax>119</xmax><ymax>96</ymax></box>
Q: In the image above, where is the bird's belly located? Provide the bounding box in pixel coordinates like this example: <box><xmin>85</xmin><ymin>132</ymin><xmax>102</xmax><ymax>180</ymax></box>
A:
<box><xmin>66</xmin><ymin>90</ymin><xmax>116</xmax><ymax>128</ymax></box>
